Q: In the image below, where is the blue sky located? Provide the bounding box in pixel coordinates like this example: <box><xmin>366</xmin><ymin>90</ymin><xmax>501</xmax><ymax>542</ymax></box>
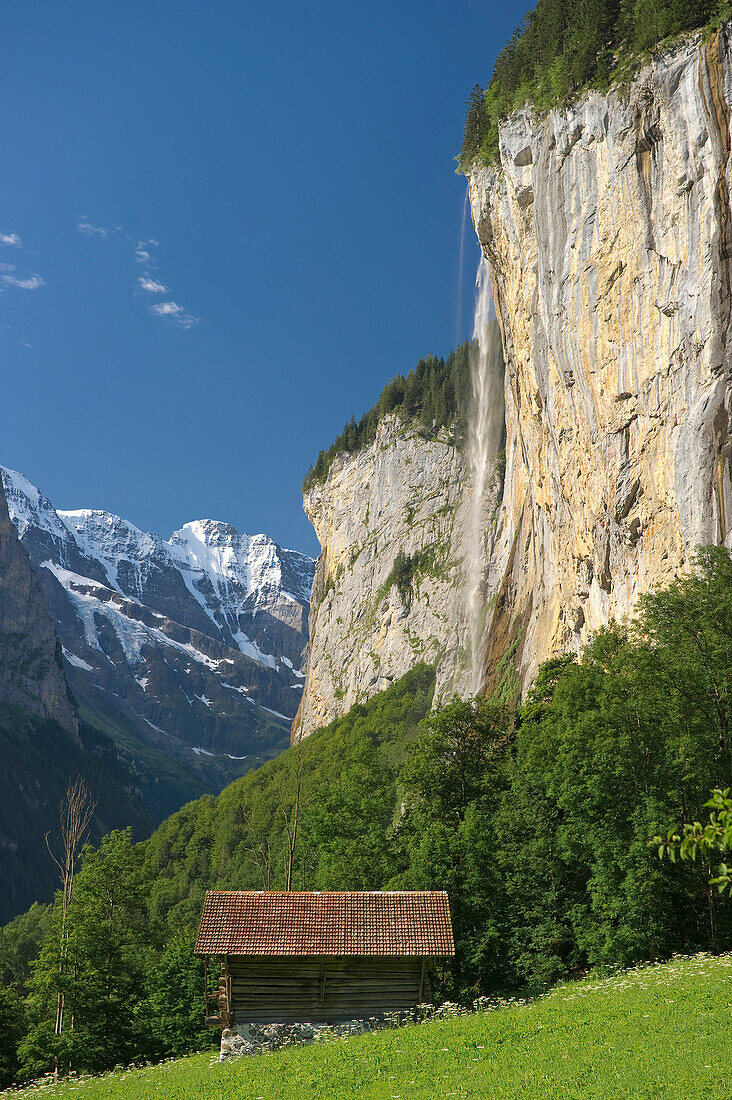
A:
<box><xmin>2</xmin><ymin>0</ymin><xmax>525</xmax><ymax>556</ymax></box>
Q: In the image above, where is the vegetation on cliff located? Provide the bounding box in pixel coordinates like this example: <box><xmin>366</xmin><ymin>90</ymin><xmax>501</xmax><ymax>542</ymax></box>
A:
<box><xmin>303</xmin><ymin>337</ymin><xmax>487</xmax><ymax>491</ymax></box>
<box><xmin>460</xmin><ymin>0</ymin><xmax>732</xmax><ymax>168</ymax></box>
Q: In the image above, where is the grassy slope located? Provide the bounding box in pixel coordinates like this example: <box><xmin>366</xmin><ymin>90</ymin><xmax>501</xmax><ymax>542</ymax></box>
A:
<box><xmin>11</xmin><ymin>954</ymin><xmax>732</xmax><ymax>1099</ymax></box>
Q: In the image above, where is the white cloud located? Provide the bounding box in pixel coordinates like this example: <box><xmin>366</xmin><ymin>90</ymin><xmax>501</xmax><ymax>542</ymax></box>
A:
<box><xmin>150</xmin><ymin>300</ymin><xmax>198</xmax><ymax>328</ymax></box>
<box><xmin>74</xmin><ymin>223</ymin><xmax>198</xmax><ymax>331</ymax></box>
<box><xmin>0</xmin><ymin>232</ymin><xmax>22</xmax><ymax>247</ymax></box>
<box><xmin>135</xmin><ymin>241</ymin><xmax>153</xmax><ymax>264</ymax></box>
<box><xmin>2</xmin><ymin>273</ymin><xmax>44</xmax><ymax>290</ymax></box>
<box><xmin>151</xmin><ymin>300</ymin><xmax>182</xmax><ymax>316</ymax></box>
<box><xmin>77</xmin><ymin>219</ymin><xmax>108</xmax><ymax>236</ymax></box>
<box><xmin>138</xmin><ymin>276</ymin><xmax>167</xmax><ymax>294</ymax></box>
<box><xmin>0</xmin><ymin>263</ymin><xmax>14</xmax><ymax>272</ymax></box>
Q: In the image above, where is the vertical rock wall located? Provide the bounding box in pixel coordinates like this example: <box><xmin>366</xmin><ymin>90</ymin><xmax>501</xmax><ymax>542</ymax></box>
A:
<box><xmin>296</xmin><ymin>28</ymin><xmax>732</xmax><ymax>739</ymax></box>
<box><xmin>292</xmin><ymin>417</ymin><xmax>477</xmax><ymax>740</ymax></box>
<box><xmin>0</xmin><ymin>478</ymin><xmax>78</xmax><ymax>736</ymax></box>
<box><xmin>467</xmin><ymin>27</ymin><xmax>732</xmax><ymax>689</ymax></box>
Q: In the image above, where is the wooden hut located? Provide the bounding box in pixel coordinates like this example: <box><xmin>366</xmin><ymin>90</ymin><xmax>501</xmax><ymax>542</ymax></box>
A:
<box><xmin>195</xmin><ymin>890</ymin><xmax>454</xmax><ymax>1026</ymax></box>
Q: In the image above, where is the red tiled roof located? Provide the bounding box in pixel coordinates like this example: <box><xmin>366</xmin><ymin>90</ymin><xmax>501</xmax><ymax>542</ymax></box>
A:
<box><xmin>195</xmin><ymin>890</ymin><xmax>455</xmax><ymax>957</ymax></box>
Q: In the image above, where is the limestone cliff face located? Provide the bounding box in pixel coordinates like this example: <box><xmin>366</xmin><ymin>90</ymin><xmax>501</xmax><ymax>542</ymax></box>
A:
<box><xmin>467</xmin><ymin>27</ymin><xmax>732</xmax><ymax>690</ymax></box>
<box><xmin>297</xmin><ymin>28</ymin><xmax>732</xmax><ymax>738</ymax></box>
<box><xmin>0</xmin><ymin>478</ymin><xmax>78</xmax><ymax>737</ymax></box>
<box><xmin>292</xmin><ymin>416</ymin><xmax>475</xmax><ymax>740</ymax></box>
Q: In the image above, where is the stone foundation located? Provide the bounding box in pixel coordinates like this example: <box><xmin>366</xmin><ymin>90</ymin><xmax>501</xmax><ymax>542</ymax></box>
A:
<box><xmin>220</xmin><ymin>1010</ymin><xmax>418</xmax><ymax>1060</ymax></box>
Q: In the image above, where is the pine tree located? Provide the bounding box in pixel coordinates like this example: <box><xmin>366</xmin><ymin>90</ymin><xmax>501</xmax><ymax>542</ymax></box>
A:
<box><xmin>462</xmin><ymin>85</ymin><xmax>487</xmax><ymax>163</ymax></box>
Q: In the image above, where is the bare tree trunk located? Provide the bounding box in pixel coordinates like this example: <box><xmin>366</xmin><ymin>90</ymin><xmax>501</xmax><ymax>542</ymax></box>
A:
<box><xmin>45</xmin><ymin>777</ymin><xmax>96</xmax><ymax>1048</ymax></box>
<box><xmin>244</xmin><ymin>834</ymin><xmax>273</xmax><ymax>891</ymax></box>
<box><xmin>276</xmin><ymin>741</ymin><xmax>306</xmax><ymax>891</ymax></box>
<box><xmin>286</xmin><ymin>749</ymin><xmax>304</xmax><ymax>891</ymax></box>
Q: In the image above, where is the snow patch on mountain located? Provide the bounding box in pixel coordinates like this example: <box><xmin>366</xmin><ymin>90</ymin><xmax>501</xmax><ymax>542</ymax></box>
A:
<box><xmin>2</xmin><ymin>466</ymin><xmax>314</xmax><ymax>668</ymax></box>
<box><xmin>62</xmin><ymin>646</ymin><xmax>94</xmax><ymax>672</ymax></box>
<box><xmin>231</xmin><ymin>630</ymin><xmax>277</xmax><ymax>669</ymax></box>
<box><xmin>259</xmin><ymin>704</ymin><xmax>291</xmax><ymax>721</ymax></box>
<box><xmin>1</xmin><ymin>464</ymin><xmax>315</xmax><ymax>764</ymax></box>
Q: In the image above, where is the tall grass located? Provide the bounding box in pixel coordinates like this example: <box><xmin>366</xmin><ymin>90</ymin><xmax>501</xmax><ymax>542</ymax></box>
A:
<box><xmin>7</xmin><ymin>953</ymin><xmax>732</xmax><ymax>1099</ymax></box>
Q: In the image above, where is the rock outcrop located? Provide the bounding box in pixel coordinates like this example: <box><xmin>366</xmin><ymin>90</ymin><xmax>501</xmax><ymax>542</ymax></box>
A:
<box><xmin>0</xmin><ymin>476</ymin><xmax>77</xmax><ymax>736</ymax></box>
<box><xmin>292</xmin><ymin>417</ymin><xmax>475</xmax><ymax>740</ymax></box>
<box><xmin>467</xmin><ymin>26</ymin><xmax>732</xmax><ymax>689</ymax></box>
<box><xmin>296</xmin><ymin>27</ymin><xmax>732</xmax><ymax>738</ymax></box>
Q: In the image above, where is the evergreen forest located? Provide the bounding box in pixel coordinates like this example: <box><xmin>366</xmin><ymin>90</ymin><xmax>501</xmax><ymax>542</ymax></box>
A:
<box><xmin>1</xmin><ymin>546</ymin><xmax>731</xmax><ymax>1084</ymax></box>
<box><xmin>460</xmin><ymin>0</ymin><xmax>732</xmax><ymax>167</ymax></box>
<box><xmin>302</xmin><ymin>334</ymin><xmax>494</xmax><ymax>491</ymax></box>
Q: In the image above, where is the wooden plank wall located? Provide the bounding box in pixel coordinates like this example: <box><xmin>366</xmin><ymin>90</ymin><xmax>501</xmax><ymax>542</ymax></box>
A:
<box><xmin>227</xmin><ymin>956</ymin><xmax>431</xmax><ymax>1024</ymax></box>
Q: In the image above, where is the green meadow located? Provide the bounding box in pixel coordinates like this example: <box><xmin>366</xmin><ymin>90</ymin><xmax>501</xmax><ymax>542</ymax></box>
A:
<box><xmin>8</xmin><ymin>953</ymin><xmax>731</xmax><ymax>1100</ymax></box>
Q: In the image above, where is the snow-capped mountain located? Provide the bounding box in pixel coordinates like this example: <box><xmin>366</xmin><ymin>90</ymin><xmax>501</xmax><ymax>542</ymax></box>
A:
<box><xmin>1</xmin><ymin>466</ymin><xmax>315</xmax><ymax>787</ymax></box>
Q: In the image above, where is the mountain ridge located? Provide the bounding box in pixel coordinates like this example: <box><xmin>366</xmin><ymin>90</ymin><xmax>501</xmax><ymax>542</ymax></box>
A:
<box><xmin>1</xmin><ymin>465</ymin><xmax>315</xmax><ymax>790</ymax></box>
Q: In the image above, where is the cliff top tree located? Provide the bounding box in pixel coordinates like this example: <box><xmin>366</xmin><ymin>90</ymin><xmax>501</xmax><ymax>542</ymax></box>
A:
<box><xmin>459</xmin><ymin>0</ymin><xmax>732</xmax><ymax>169</ymax></box>
<box><xmin>302</xmin><ymin>337</ymin><xmax>491</xmax><ymax>491</ymax></box>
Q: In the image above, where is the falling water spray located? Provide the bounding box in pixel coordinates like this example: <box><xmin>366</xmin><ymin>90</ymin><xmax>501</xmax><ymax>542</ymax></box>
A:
<box><xmin>466</xmin><ymin>255</ymin><xmax>504</xmax><ymax>696</ymax></box>
<box><xmin>455</xmin><ymin>187</ymin><xmax>471</xmax><ymax>346</ymax></box>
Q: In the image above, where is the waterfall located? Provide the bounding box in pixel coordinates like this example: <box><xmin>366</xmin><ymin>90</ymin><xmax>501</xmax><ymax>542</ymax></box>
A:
<box><xmin>466</xmin><ymin>256</ymin><xmax>504</xmax><ymax>696</ymax></box>
<box><xmin>455</xmin><ymin>187</ymin><xmax>471</xmax><ymax>345</ymax></box>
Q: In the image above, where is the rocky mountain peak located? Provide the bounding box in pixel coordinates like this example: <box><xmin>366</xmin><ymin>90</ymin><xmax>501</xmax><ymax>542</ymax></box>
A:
<box><xmin>1</xmin><ymin>465</ymin><xmax>314</xmax><ymax>784</ymax></box>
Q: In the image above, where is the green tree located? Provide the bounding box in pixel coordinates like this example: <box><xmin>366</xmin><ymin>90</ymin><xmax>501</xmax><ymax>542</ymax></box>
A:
<box><xmin>0</xmin><ymin>983</ymin><xmax>26</xmax><ymax>1087</ymax></box>
<box><xmin>500</xmin><ymin>578</ymin><xmax>732</xmax><ymax>986</ymax></box>
<box><xmin>138</xmin><ymin>932</ymin><xmax>216</xmax><ymax>1059</ymax></box>
<box><xmin>0</xmin><ymin>903</ymin><xmax>53</xmax><ymax>994</ymax></box>
<box><xmin>305</xmin><ymin>735</ymin><xmax>398</xmax><ymax>889</ymax></box>
<box><xmin>462</xmin><ymin>85</ymin><xmax>488</xmax><ymax>166</ymax></box>
<box><xmin>21</xmin><ymin>829</ymin><xmax>155</xmax><ymax>1076</ymax></box>
<box><xmin>636</xmin><ymin>545</ymin><xmax>732</xmax><ymax>772</ymax></box>
<box><xmin>397</xmin><ymin>698</ymin><xmax>515</xmax><ymax>998</ymax></box>
<box><xmin>656</xmin><ymin>787</ymin><xmax>732</xmax><ymax>894</ymax></box>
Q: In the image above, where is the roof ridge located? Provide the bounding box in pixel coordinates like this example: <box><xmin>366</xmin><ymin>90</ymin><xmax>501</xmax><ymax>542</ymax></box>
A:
<box><xmin>203</xmin><ymin>889</ymin><xmax>449</xmax><ymax>896</ymax></box>
<box><xmin>195</xmin><ymin>890</ymin><xmax>455</xmax><ymax>958</ymax></box>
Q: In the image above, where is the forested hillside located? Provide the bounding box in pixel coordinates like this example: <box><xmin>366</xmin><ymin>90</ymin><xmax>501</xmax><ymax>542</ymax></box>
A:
<box><xmin>0</xmin><ymin>548</ymin><xmax>730</xmax><ymax>1083</ymax></box>
<box><xmin>460</xmin><ymin>0</ymin><xmax>732</xmax><ymax>167</ymax></box>
<box><xmin>0</xmin><ymin>666</ymin><xmax>436</xmax><ymax>1079</ymax></box>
